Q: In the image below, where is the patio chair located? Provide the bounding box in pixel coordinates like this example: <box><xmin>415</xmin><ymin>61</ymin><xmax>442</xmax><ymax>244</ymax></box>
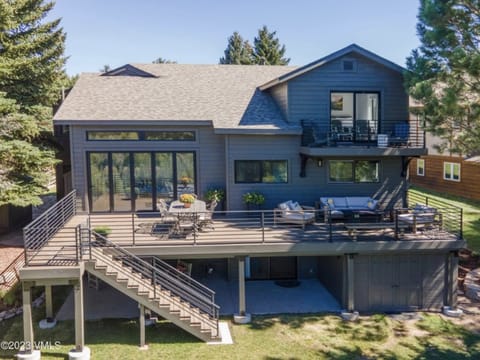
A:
<box><xmin>157</xmin><ymin>199</ymin><xmax>178</xmax><ymax>223</ymax></box>
<box><xmin>198</xmin><ymin>200</ymin><xmax>217</xmax><ymax>231</ymax></box>
<box><xmin>389</xmin><ymin>123</ymin><xmax>410</xmax><ymax>147</ymax></box>
<box><xmin>274</xmin><ymin>200</ymin><xmax>315</xmax><ymax>230</ymax></box>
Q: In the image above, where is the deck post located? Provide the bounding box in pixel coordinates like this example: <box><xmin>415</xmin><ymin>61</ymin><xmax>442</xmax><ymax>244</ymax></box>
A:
<box><xmin>73</xmin><ymin>279</ymin><xmax>85</xmax><ymax>351</ymax></box>
<box><xmin>45</xmin><ymin>284</ymin><xmax>53</xmax><ymax>318</ymax></box>
<box><xmin>39</xmin><ymin>284</ymin><xmax>57</xmax><ymax>329</ymax></box>
<box><xmin>445</xmin><ymin>251</ymin><xmax>458</xmax><ymax>308</ymax></box>
<box><xmin>233</xmin><ymin>256</ymin><xmax>251</xmax><ymax>324</ymax></box>
<box><xmin>139</xmin><ymin>303</ymin><xmax>147</xmax><ymax>349</ymax></box>
<box><xmin>22</xmin><ymin>281</ymin><xmax>34</xmax><ymax>354</ymax></box>
<box><xmin>346</xmin><ymin>254</ymin><xmax>355</xmax><ymax>312</ymax></box>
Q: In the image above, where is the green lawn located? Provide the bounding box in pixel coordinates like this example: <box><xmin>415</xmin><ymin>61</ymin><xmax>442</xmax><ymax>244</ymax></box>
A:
<box><xmin>409</xmin><ymin>186</ymin><xmax>480</xmax><ymax>253</ymax></box>
<box><xmin>1</xmin><ymin>311</ymin><xmax>480</xmax><ymax>359</ymax></box>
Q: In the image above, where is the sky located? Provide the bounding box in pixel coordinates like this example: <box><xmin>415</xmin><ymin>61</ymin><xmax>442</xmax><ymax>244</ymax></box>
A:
<box><xmin>48</xmin><ymin>0</ymin><xmax>422</xmax><ymax>76</ymax></box>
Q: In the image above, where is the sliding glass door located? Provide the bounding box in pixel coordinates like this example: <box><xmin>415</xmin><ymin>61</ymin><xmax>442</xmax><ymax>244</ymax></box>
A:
<box><xmin>330</xmin><ymin>91</ymin><xmax>379</xmax><ymax>142</ymax></box>
<box><xmin>89</xmin><ymin>153</ymin><xmax>110</xmax><ymax>212</ymax></box>
<box><xmin>112</xmin><ymin>153</ymin><xmax>131</xmax><ymax>211</ymax></box>
<box><xmin>134</xmin><ymin>153</ymin><xmax>153</xmax><ymax>211</ymax></box>
<box><xmin>88</xmin><ymin>151</ymin><xmax>195</xmax><ymax>212</ymax></box>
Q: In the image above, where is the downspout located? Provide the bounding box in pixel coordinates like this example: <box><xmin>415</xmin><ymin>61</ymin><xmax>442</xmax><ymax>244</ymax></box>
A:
<box><xmin>225</xmin><ymin>135</ymin><xmax>230</xmax><ymax>211</ymax></box>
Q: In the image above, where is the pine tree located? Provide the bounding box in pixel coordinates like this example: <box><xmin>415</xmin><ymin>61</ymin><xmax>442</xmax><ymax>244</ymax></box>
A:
<box><xmin>253</xmin><ymin>26</ymin><xmax>290</xmax><ymax>65</ymax></box>
<box><xmin>0</xmin><ymin>0</ymin><xmax>66</xmax><ymax>205</ymax></box>
<box><xmin>152</xmin><ymin>57</ymin><xmax>177</xmax><ymax>64</ymax></box>
<box><xmin>0</xmin><ymin>0</ymin><xmax>67</xmax><ymax>109</ymax></box>
<box><xmin>219</xmin><ymin>32</ymin><xmax>253</xmax><ymax>65</ymax></box>
<box><xmin>405</xmin><ymin>0</ymin><xmax>480</xmax><ymax>155</ymax></box>
<box><xmin>0</xmin><ymin>93</ymin><xmax>57</xmax><ymax>206</ymax></box>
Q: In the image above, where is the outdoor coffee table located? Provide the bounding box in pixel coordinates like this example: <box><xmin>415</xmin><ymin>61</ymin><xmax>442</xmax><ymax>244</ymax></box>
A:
<box><xmin>344</xmin><ymin>222</ymin><xmax>408</xmax><ymax>241</ymax></box>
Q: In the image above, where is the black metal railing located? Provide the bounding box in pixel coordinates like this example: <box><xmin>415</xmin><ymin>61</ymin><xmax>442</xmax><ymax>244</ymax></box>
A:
<box><xmin>23</xmin><ymin>190</ymin><xmax>78</xmax><ymax>266</ymax></box>
<box><xmin>87</xmin><ymin>205</ymin><xmax>463</xmax><ymax>247</ymax></box>
<box><xmin>301</xmin><ymin>119</ymin><xmax>425</xmax><ymax>148</ymax></box>
<box><xmin>407</xmin><ymin>192</ymin><xmax>463</xmax><ymax>239</ymax></box>
<box><xmin>85</xmin><ymin>230</ymin><xmax>219</xmax><ymax>335</ymax></box>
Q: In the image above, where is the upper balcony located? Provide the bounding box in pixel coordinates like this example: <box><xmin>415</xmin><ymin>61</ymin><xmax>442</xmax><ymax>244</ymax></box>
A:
<box><xmin>300</xmin><ymin>119</ymin><xmax>427</xmax><ymax>158</ymax></box>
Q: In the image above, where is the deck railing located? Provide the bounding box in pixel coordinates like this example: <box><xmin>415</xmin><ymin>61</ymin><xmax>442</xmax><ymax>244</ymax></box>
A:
<box><xmin>85</xmin><ymin>229</ymin><xmax>219</xmax><ymax>334</ymax></box>
<box><xmin>301</xmin><ymin>119</ymin><xmax>425</xmax><ymax>148</ymax></box>
<box><xmin>88</xmin><ymin>206</ymin><xmax>463</xmax><ymax>247</ymax></box>
<box><xmin>407</xmin><ymin>191</ymin><xmax>463</xmax><ymax>238</ymax></box>
<box><xmin>0</xmin><ymin>252</ymin><xmax>25</xmax><ymax>291</ymax></box>
<box><xmin>23</xmin><ymin>190</ymin><xmax>77</xmax><ymax>266</ymax></box>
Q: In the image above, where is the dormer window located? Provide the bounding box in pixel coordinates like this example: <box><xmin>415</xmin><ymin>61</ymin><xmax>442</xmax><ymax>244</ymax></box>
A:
<box><xmin>342</xmin><ymin>59</ymin><xmax>357</xmax><ymax>72</ymax></box>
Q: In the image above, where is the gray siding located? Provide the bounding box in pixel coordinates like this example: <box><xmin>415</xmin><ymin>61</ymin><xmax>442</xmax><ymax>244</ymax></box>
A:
<box><xmin>268</xmin><ymin>83</ymin><xmax>288</xmax><ymax>120</ymax></box>
<box><xmin>227</xmin><ymin>135</ymin><xmax>406</xmax><ymax>210</ymax></box>
<box><xmin>354</xmin><ymin>254</ymin><xmax>445</xmax><ymax>312</ymax></box>
<box><xmin>287</xmin><ymin>53</ymin><xmax>408</xmax><ymax>127</ymax></box>
<box><xmin>69</xmin><ymin>124</ymin><xmax>224</xmax><ymax>210</ymax></box>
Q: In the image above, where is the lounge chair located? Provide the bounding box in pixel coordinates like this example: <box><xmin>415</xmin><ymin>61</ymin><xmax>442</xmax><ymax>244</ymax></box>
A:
<box><xmin>274</xmin><ymin>200</ymin><xmax>315</xmax><ymax>229</ymax></box>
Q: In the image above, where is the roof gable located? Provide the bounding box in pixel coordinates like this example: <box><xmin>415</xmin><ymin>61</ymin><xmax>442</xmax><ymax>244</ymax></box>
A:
<box><xmin>102</xmin><ymin>64</ymin><xmax>156</xmax><ymax>78</ymax></box>
<box><xmin>259</xmin><ymin>44</ymin><xmax>405</xmax><ymax>90</ymax></box>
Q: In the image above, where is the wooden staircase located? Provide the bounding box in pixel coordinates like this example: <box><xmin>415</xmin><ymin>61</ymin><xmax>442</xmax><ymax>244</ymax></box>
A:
<box><xmin>84</xmin><ymin>245</ymin><xmax>220</xmax><ymax>342</ymax></box>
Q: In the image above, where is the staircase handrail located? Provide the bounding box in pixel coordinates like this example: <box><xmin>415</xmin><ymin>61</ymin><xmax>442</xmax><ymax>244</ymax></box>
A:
<box><xmin>86</xmin><ymin>230</ymin><xmax>219</xmax><ymax>321</ymax></box>
<box><xmin>23</xmin><ymin>190</ymin><xmax>77</xmax><ymax>266</ymax></box>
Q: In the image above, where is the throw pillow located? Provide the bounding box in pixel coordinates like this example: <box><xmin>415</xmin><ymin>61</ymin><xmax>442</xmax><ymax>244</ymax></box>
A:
<box><xmin>292</xmin><ymin>202</ymin><xmax>303</xmax><ymax>211</ymax></box>
<box><xmin>327</xmin><ymin>198</ymin><xmax>335</xmax><ymax>209</ymax></box>
<box><xmin>279</xmin><ymin>202</ymin><xmax>289</xmax><ymax>211</ymax></box>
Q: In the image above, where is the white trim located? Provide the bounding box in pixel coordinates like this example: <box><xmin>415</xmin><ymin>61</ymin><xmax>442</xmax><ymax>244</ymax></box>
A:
<box><xmin>416</xmin><ymin>159</ymin><xmax>425</xmax><ymax>176</ymax></box>
<box><xmin>443</xmin><ymin>162</ymin><xmax>461</xmax><ymax>182</ymax></box>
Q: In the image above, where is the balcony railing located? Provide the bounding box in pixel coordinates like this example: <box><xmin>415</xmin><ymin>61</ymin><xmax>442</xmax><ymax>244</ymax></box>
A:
<box><xmin>22</xmin><ymin>192</ymin><xmax>463</xmax><ymax>267</ymax></box>
<box><xmin>301</xmin><ymin>119</ymin><xmax>425</xmax><ymax>148</ymax></box>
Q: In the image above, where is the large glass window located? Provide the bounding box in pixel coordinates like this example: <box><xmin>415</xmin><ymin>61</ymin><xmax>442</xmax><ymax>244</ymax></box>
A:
<box><xmin>329</xmin><ymin>160</ymin><xmax>379</xmax><ymax>183</ymax></box>
<box><xmin>89</xmin><ymin>153</ymin><xmax>110</xmax><ymax>212</ymax></box>
<box><xmin>87</xmin><ymin>132</ymin><xmax>139</xmax><ymax>140</ymax></box>
<box><xmin>112</xmin><ymin>153</ymin><xmax>132</xmax><ymax>211</ymax></box>
<box><xmin>444</xmin><ymin>162</ymin><xmax>460</xmax><ymax>181</ymax></box>
<box><xmin>145</xmin><ymin>131</ymin><xmax>195</xmax><ymax>141</ymax></box>
<box><xmin>330</xmin><ymin>92</ymin><xmax>379</xmax><ymax>142</ymax></box>
<box><xmin>134</xmin><ymin>153</ymin><xmax>153</xmax><ymax>211</ymax></box>
<box><xmin>156</xmin><ymin>153</ymin><xmax>174</xmax><ymax>201</ymax></box>
<box><xmin>234</xmin><ymin>160</ymin><xmax>288</xmax><ymax>183</ymax></box>
<box><xmin>87</xmin><ymin>131</ymin><xmax>195</xmax><ymax>141</ymax></box>
<box><xmin>88</xmin><ymin>151</ymin><xmax>196</xmax><ymax>212</ymax></box>
<box><xmin>177</xmin><ymin>153</ymin><xmax>196</xmax><ymax>195</ymax></box>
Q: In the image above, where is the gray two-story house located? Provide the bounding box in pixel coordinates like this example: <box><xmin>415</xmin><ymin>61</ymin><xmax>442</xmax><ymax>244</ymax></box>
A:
<box><xmin>19</xmin><ymin>44</ymin><xmax>464</xmax><ymax>357</ymax></box>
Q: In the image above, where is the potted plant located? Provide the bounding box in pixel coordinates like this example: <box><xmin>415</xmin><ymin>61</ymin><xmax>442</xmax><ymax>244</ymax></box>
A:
<box><xmin>93</xmin><ymin>226</ymin><xmax>111</xmax><ymax>244</ymax></box>
<box><xmin>179</xmin><ymin>193</ymin><xmax>196</xmax><ymax>208</ymax></box>
<box><xmin>242</xmin><ymin>191</ymin><xmax>265</xmax><ymax>211</ymax></box>
<box><xmin>204</xmin><ymin>188</ymin><xmax>225</xmax><ymax>208</ymax></box>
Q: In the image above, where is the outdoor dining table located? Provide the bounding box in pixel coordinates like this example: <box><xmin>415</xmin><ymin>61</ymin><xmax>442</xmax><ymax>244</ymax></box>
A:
<box><xmin>168</xmin><ymin>199</ymin><xmax>207</xmax><ymax>214</ymax></box>
<box><xmin>168</xmin><ymin>199</ymin><xmax>207</xmax><ymax>235</ymax></box>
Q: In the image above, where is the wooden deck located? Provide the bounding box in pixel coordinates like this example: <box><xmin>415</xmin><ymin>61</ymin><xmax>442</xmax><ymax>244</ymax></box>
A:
<box><xmin>25</xmin><ymin>212</ymin><xmax>462</xmax><ymax>266</ymax></box>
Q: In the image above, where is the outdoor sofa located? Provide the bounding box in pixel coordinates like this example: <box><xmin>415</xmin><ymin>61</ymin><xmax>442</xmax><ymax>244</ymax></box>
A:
<box><xmin>319</xmin><ymin>196</ymin><xmax>379</xmax><ymax>220</ymax></box>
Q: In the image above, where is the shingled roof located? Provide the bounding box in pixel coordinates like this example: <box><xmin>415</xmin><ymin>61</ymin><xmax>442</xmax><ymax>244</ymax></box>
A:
<box><xmin>54</xmin><ymin>63</ymin><xmax>301</xmax><ymax>134</ymax></box>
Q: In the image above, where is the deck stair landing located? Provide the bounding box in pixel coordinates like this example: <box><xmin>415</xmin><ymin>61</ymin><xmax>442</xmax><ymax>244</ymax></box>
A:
<box><xmin>84</xmin><ymin>234</ymin><xmax>220</xmax><ymax>342</ymax></box>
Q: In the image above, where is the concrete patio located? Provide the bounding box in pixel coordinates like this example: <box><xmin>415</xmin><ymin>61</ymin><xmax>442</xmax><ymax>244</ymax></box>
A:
<box><xmin>56</xmin><ymin>277</ymin><xmax>341</xmax><ymax>320</ymax></box>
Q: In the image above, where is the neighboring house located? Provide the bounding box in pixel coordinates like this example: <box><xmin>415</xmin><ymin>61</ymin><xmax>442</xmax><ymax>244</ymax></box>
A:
<box><xmin>18</xmin><ymin>44</ymin><xmax>465</xmax><ymax>357</ymax></box>
<box><xmin>409</xmin><ymin>130</ymin><xmax>480</xmax><ymax>200</ymax></box>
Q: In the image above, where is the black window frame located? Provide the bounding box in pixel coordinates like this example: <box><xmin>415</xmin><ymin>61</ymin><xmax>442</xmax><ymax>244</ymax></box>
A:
<box><xmin>328</xmin><ymin>160</ymin><xmax>380</xmax><ymax>183</ymax></box>
<box><xmin>234</xmin><ymin>160</ymin><xmax>288</xmax><ymax>184</ymax></box>
<box><xmin>86</xmin><ymin>130</ymin><xmax>196</xmax><ymax>141</ymax></box>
